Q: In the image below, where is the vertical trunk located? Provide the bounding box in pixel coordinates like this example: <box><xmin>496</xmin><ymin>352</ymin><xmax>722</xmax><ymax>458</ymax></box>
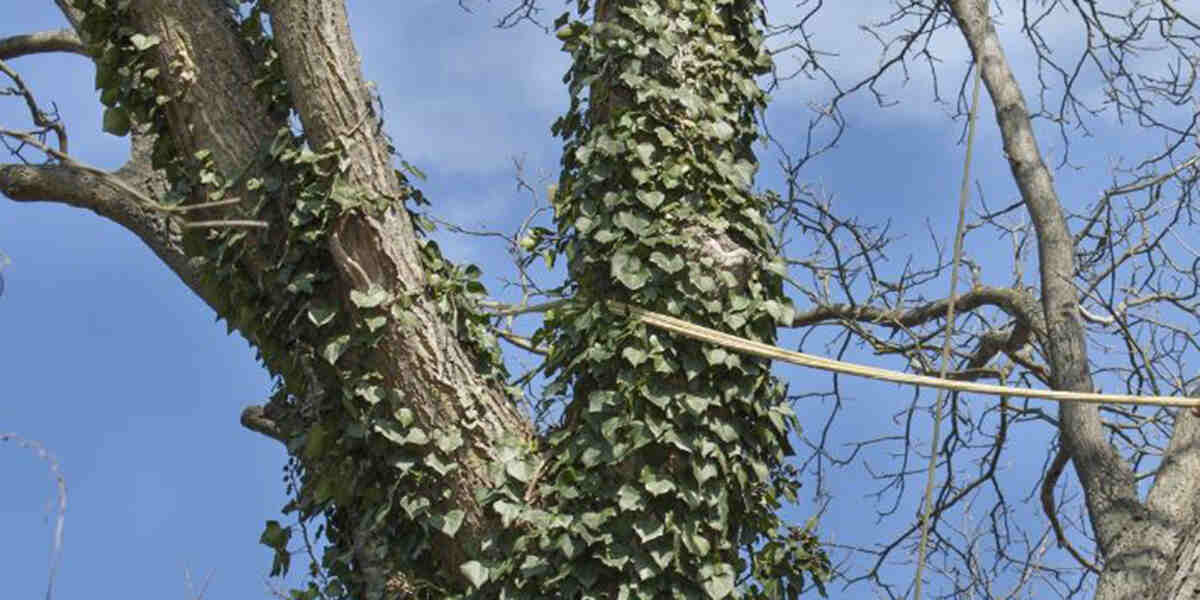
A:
<box><xmin>948</xmin><ymin>1</ymin><xmax>1200</xmax><ymax>597</ymax></box>
<box><xmin>511</xmin><ymin>0</ymin><xmax>822</xmax><ymax>596</ymax></box>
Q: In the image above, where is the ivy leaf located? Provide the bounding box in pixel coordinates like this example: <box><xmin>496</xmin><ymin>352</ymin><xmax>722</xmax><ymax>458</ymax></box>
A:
<box><xmin>460</xmin><ymin>561</ymin><xmax>490</xmax><ymax>588</ymax></box>
<box><xmin>708</xmin><ymin>120</ymin><xmax>735</xmax><ymax>142</ymax></box>
<box><xmin>644</xmin><ymin>478</ymin><xmax>676</xmax><ymax>496</ymax></box>
<box><xmin>506</xmin><ymin>459</ymin><xmax>533</xmax><ymax>483</ymax></box>
<box><xmin>129</xmin><ymin>33</ymin><xmax>161</xmax><ymax>51</ymax></box>
<box><xmin>102</xmin><ymin>107</ymin><xmax>130</xmax><ymax>136</ymax></box>
<box><xmin>558</xmin><ymin>533</ymin><xmax>579</xmax><ymax>559</ymax></box>
<box><xmin>622</xmin><ymin>346</ymin><xmax>648</xmax><ymax>366</ymax></box>
<box><xmin>650</xmin><ymin>549</ymin><xmax>673</xmax><ymax>570</ymax></box>
<box><xmin>322</xmin><ymin>334</ymin><xmax>351</xmax><ymax>365</ymax></box>
<box><xmin>702</xmin><ymin>571</ymin><xmax>734</xmax><ymax>599</ymax></box>
<box><xmin>637</xmin><ymin>190</ymin><xmax>665</xmax><ymax>209</ymax></box>
<box><xmin>686</xmin><ymin>529</ymin><xmax>712</xmax><ymax>557</ymax></box>
<box><xmin>365</xmin><ymin>315</ymin><xmax>388</xmax><ymax>332</ymax></box>
<box><xmin>406</xmin><ymin>427</ymin><xmax>430</xmax><ymax>446</ymax></box>
<box><xmin>654</xmin><ymin>126</ymin><xmax>678</xmax><ymax>147</ymax></box>
<box><xmin>350</xmin><ymin>285</ymin><xmax>391</xmax><ymax>308</ymax></box>
<box><xmin>633</xmin><ymin>516</ymin><xmax>665</xmax><ymax>543</ymax></box>
<box><xmin>683</xmin><ymin>394</ymin><xmax>709</xmax><ymax>414</ymax></box>
<box><xmin>394</xmin><ymin>407</ymin><xmax>414</xmax><ymax>427</ymax></box>
<box><xmin>649</xmin><ymin>251</ymin><xmax>684</xmax><ymax>273</ymax></box>
<box><xmin>436</xmin><ymin>429</ymin><xmax>464</xmax><ymax>453</ymax></box>
<box><xmin>634</xmin><ymin>142</ymin><xmax>655</xmax><ymax>165</ymax></box>
<box><xmin>594</xmin><ymin>228</ymin><xmax>619</xmax><ymax>243</ymax></box>
<box><xmin>356</xmin><ymin>385</ymin><xmax>384</xmax><ymax>406</ymax></box>
<box><xmin>425</xmin><ymin>452</ymin><xmax>456</xmax><ymax>474</ymax></box>
<box><xmin>705</xmin><ymin>347</ymin><xmax>728</xmax><ymax>366</ymax></box>
<box><xmin>437</xmin><ymin>509</ymin><xmax>465</xmax><ymax>538</ymax></box>
<box><xmin>694</xmin><ymin>461</ymin><xmax>718</xmax><ymax>485</ymax></box>
<box><xmin>730</xmin><ymin>159</ymin><xmax>756</xmax><ymax>188</ymax></box>
<box><xmin>493</xmin><ymin>499</ymin><xmax>521</xmax><ymax>527</ymax></box>
<box><xmin>614</xmin><ymin>211</ymin><xmax>650</xmax><ymax>235</ymax></box>
<box><xmin>611</xmin><ymin>252</ymin><xmax>651</xmax><ymax>290</ymax></box>
<box><xmin>307</xmin><ymin>303</ymin><xmax>337</xmax><ymax>327</ymax></box>
<box><xmin>617</xmin><ymin>484</ymin><xmax>644</xmax><ymax>511</ymax></box>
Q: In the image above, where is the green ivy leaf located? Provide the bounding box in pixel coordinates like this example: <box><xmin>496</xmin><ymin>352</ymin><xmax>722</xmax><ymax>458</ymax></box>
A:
<box><xmin>694</xmin><ymin>461</ymin><xmax>718</xmax><ymax>485</ymax></box>
<box><xmin>321</xmin><ymin>334</ymin><xmax>351</xmax><ymax>365</ymax></box>
<box><xmin>436</xmin><ymin>429</ymin><xmax>464</xmax><ymax>453</ymax></box>
<box><xmin>506</xmin><ymin>459</ymin><xmax>533</xmax><ymax>483</ymax></box>
<box><xmin>364</xmin><ymin>315</ymin><xmax>388</xmax><ymax>332</ymax></box>
<box><xmin>406</xmin><ymin>427</ymin><xmax>430</xmax><ymax>446</ymax></box>
<box><xmin>617</xmin><ymin>484</ymin><xmax>644</xmax><ymax>511</ymax></box>
<box><xmin>702</xmin><ymin>571</ymin><xmax>734</xmax><ymax>599</ymax></box>
<box><xmin>307</xmin><ymin>303</ymin><xmax>337</xmax><ymax>327</ymax></box>
<box><xmin>633</xmin><ymin>516</ymin><xmax>665</xmax><ymax>543</ymax></box>
<box><xmin>594</xmin><ymin>228</ymin><xmax>619</xmax><ymax>243</ymax></box>
<box><xmin>634</xmin><ymin>142</ymin><xmax>655</xmax><ymax>164</ymax></box>
<box><xmin>128</xmin><ymin>33</ymin><xmax>161</xmax><ymax>50</ymax></box>
<box><xmin>101</xmin><ymin>106</ymin><xmax>130</xmax><ymax>136</ymax></box>
<box><xmin>731</xmin><ymin>159</ymin><xmax>756</xmax><ymax>188</ymax></box>
<box><xmin>650</xmin><ymin>549</ymin><xmax>673</xmax><ymax>570</ymax></box>
<box><xmin>636</xmin><ymin>190</ymin><xmax>665</xmax><ymax>209</ymax></box>
<box><xmin>614</xmin><ymin>211</ymin><xmax>650</xmax><ymax>235</ymax></box>
<box><xmin>425</xmin><ymin>452</ymin><xmax>456</xmax><ymax>474</ymax></box>
<box><xmin>493</xmin><ymin>499</ymin><xmax>521</xmax><ymax>527</ymax></box>
<box><xmin>693</xmin><ymin>274</ymin><xmax>716</xmax><ymax>293</ymax></box>
<box><xmin>460</xmin><ymin>561</ymin><xmax>490</xmax><ymax>588</ymax></box>
<box><xmin>437</xmin><ymin>509</ymin><xmax>465</xmax><ymax>537</ymax></box>
<box><xmin>394</xmin><ymin>406</ymin><xmax>414</xmax><ymax>427</ymax></box>
<box><xmin>622</xmin><ymin>346</ymin><xmax>648</xmax><ymax>366</ymax></box>
<box><xmin>649</xmin><ymin>251</ymin><xmax>684</xmax><ymax>273</ymax></box>
<box><xmin>705</xmin><ymin>347</ymin><xmax>728</xmax><ymax>366</ymax></box>
<box><xmin>644</xmin><ymin>478</ymin><xmax>675</xmax><ymax>496</ymax></box>
<box><xmin>356</xmin><ymin>385</ymin><xmax>384</xmax><ymax>406</ymax></box>
<box><xmin>686</xmin><ymin>529</ymin><xmax>712</xmax><ymax>557</ymax></box>
<box><xmin>350</xmin><ymin>284</ymin><xmax>391</xmax><ymax>308</ymax></box>
<box><xmin>612</xmin><ymin>252</ymin><xmax>651</xmax><ymax>290</ymax></box>
<box><xmin>654</xmin><ymin>126</ymin><xmax>678</xmax><ymax>147</ymax></box>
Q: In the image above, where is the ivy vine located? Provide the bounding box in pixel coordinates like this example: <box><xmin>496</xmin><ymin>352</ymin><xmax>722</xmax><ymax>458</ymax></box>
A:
<box><xmin>69</xmin><ymin>0</ymin><xmax>828</xmax><ymax>598</ymax></box>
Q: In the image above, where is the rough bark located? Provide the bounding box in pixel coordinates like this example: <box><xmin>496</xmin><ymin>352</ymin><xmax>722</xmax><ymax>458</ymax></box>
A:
<box><xmin>2</xmin><ymin>1</ymin><xmax>533</xmax><ymax>595</ymax></box>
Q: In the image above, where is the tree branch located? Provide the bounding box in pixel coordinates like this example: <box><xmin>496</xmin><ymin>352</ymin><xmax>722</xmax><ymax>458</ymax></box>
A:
<box><xmin>0</xmin><ymin>29</ymin><xmax>86</xmax><ymax>60</ymax></box>
<box><xmin>949</xmin><ymin>0</ymin><xmax>1148</xmax><ymax>595</ymax></box>
<box><xmin>789</xmin><ymin>284</ymin><xmax>1044</xmax><ymax>335</ymax></box>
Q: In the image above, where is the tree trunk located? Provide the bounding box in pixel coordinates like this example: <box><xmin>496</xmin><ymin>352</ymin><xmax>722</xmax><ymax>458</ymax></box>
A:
<box><xmin>3</xmin><ymin>0</ymin><xmax>826</xmax><ymax>598</ymax></box>
<box><xmin>948</xmin><ymin>1</ymin><xmax>1200</xmax><ymax>598</ymax></box>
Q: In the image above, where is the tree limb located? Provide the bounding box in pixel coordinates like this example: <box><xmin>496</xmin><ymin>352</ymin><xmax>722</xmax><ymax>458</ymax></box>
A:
<box><xmin>948</xmin><ymin>1</ymin><xmax>1147</xmax><ymax>596</ymax></box>
<box><xmin>0</xmin><ymin>29</ymin><xmax>86</xmax><ymax>60</ymax></box>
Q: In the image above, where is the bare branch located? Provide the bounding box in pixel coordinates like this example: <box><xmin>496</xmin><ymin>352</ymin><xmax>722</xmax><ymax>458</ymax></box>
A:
<box><xmin>0</xmin><ymin>30</ymin><xmax>86</xmax><ymax>60</ymax></box>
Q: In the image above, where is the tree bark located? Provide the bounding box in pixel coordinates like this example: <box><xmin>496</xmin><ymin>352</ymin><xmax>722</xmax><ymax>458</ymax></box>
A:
<box><xmin>3</xmin><ymin>1</ymin><xmax>534</xmax><ymax>596</ymax></box>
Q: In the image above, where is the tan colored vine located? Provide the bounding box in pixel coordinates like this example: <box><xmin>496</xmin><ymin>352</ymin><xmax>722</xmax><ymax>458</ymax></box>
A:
<box><xmin>491</xmin><ymin>299</ymin><xmax>1200</xmax><ymax>409</ymax></box>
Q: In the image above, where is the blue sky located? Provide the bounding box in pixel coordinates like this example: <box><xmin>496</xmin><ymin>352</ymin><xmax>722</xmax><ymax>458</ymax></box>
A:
<box><xmin>3</xmin><ymin>1</ymin><xmax>1193</xmax><ymax>598</ymax></box>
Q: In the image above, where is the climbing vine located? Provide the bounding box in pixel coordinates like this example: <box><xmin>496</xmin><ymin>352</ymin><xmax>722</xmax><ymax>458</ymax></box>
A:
<box><xmin>73</xmin><ymin>1</ymin><xmax>523</xmax><ymax>598</ymax></box>
<box><xmin>69</xmin><ymin>0</ymin><xmax>827</xmax><ymax>598</ymax></box>
<box><xmin>486</xmin><ymin>0</ymin><xmax>829</xmax><ymax>597</ymax></box>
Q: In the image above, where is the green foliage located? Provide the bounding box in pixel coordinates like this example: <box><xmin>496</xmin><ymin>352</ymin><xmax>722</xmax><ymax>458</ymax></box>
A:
<box><xmin>74</xmin><ymin>1</ymin><xmax>521</xmax><ymax>598</ymax></box>
<box><xmin>468</xmin><ymin>1</ymin><xmax>827</xmax><ymax>598</ymax></box>
<box><xmin>72</xmin><ymin>0</ymin><xmax>828</xmax><ymax>597</ymax></box>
